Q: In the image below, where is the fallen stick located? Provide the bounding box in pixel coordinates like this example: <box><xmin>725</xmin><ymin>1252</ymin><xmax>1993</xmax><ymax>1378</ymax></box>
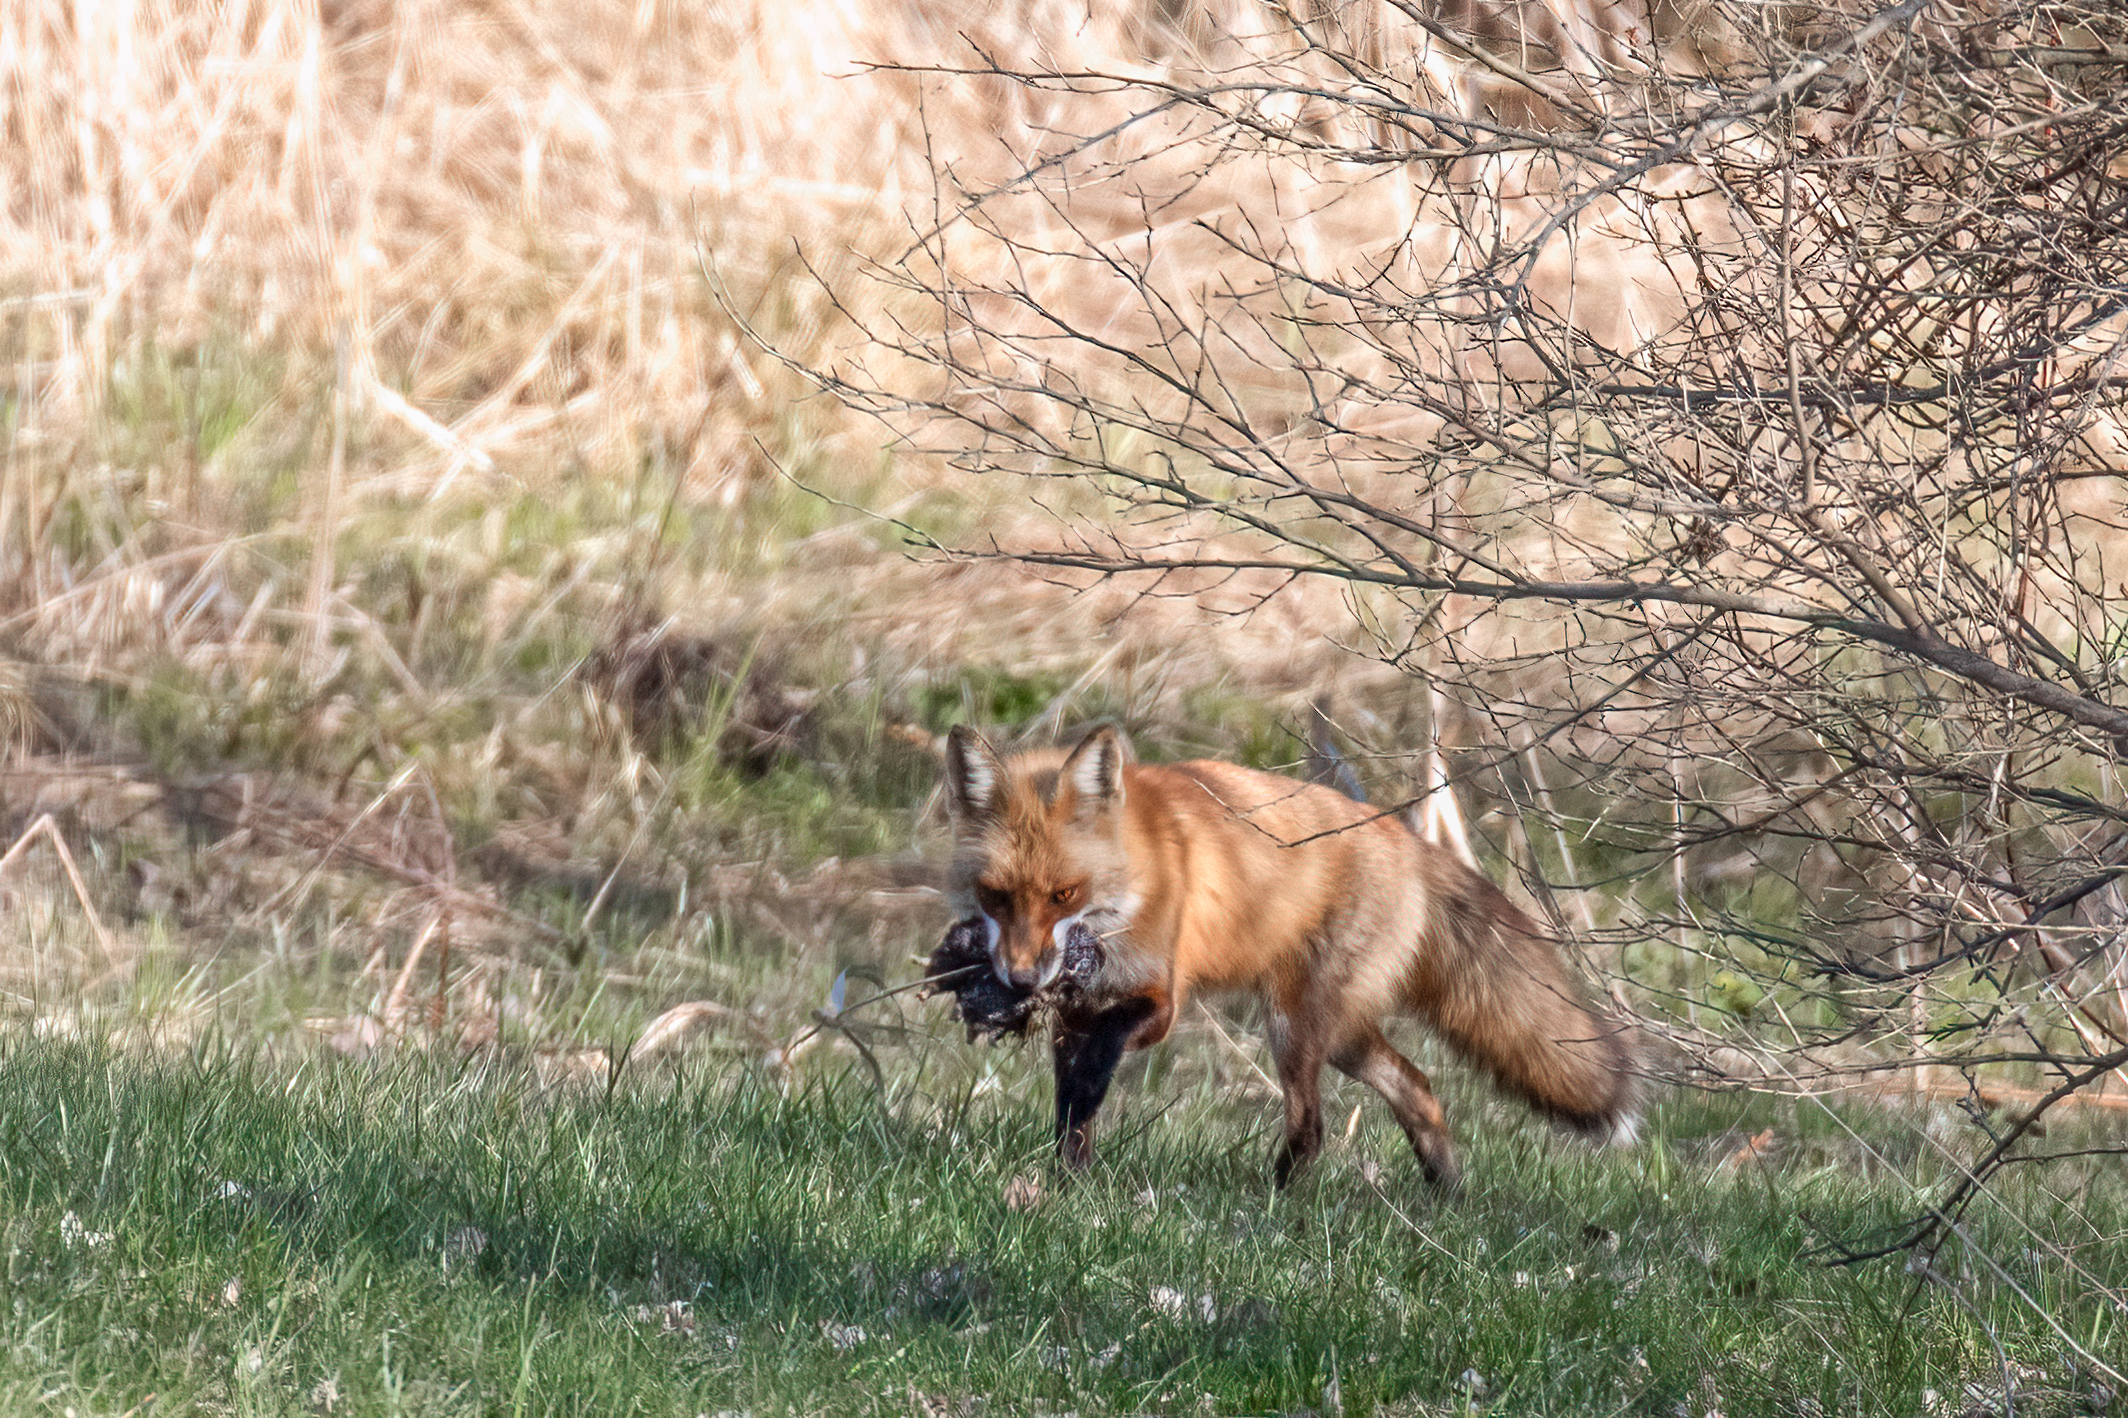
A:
<box><xmin>0</xmin><ymin>813</ymin><xmax>119</xmax><ymax>964</ymax></box>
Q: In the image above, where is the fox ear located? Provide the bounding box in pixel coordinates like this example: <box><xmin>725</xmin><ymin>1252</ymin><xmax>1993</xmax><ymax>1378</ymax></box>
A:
<box><xmin>1061</xmin><ymin>724</ymin><xmax>1130</xmax><ymax>815</ymax></box>
<box><xmin>944</xmin><ymin>724</ymin><xmax>1005</xmax><ymax>821</ymax></box>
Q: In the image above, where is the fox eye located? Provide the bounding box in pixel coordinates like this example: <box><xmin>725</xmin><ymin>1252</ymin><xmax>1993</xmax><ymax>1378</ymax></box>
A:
<box><xmin>1051</xmin><ymin>885</ymin><xmax>1080</xmax><ymax>907</ymax></box>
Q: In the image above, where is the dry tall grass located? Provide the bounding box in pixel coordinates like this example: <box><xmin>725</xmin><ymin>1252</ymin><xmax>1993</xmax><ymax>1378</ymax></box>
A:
<box><xmin>25</xmin><ymin>0</ymin><xmax>2094</xmax><ymax>1122</ymax></box>
<box><xmin>8</xmin><ymin>0</ymin><xmax>1601</xmax><ymax>1045</ymax></box>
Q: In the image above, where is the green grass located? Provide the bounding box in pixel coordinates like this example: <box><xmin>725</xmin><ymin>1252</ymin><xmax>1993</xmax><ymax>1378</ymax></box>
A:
<box><xmin>3</xmin><ymin>1035</ymin><xmax>2121</xmax><ymax>1416</ymax></box>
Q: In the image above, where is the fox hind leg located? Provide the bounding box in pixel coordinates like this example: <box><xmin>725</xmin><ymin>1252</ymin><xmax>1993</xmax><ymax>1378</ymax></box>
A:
<box><xmin>1332</xmin><ymin>1026</ymin><xmax>1460</xmax><ymax>1190</ymax></box>
<box><xmin>1265</xmin><ymin>1008</ymin><xmax>1328</xmax><ymax>1187</ymax></box>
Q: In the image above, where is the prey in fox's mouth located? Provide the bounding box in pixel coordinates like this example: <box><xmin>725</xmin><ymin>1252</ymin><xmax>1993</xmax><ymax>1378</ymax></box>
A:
<box><xmin>922</xmin><ymin>915</ymin><xmax>1105</xmax><ymax>1042</ymax></box>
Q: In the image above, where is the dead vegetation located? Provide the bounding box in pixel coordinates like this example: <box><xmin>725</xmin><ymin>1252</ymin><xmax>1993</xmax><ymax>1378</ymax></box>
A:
<box><xmin>0</xmin><ymin>2</ymin><xmax>2122</xmax><ymax>1399</ymax></box>
<box><xmin>5</xmin><ymin>0</ymin><xmax>2127</xmax><ymax>1254</ymax></box>
<box><xmin>837</xmin><ymin>0</ymin><xmax>2128</xmax><ymax>1091</ymax></box>
<box><xmin>0</xmin><ymin>0</ymin><xmax>1448</xmax><ymax>1059</ymax></box>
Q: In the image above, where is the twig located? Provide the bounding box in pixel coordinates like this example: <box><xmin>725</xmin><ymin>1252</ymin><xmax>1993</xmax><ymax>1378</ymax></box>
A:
<box><xmin>0</xmin><ymin>814</ymin><xmax>120</xmax><ymax>965</ymax></box>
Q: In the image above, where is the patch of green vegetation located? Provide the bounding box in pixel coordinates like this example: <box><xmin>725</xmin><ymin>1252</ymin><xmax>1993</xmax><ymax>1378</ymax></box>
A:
<box><xmin>913</xmin><ymin>666</ymin><xmax>1075</xmax><ymax>733</ymax></box>
<box><xmin>105</xmin><ymin>662</ymin><xmax>330</xmax><ymax>779</ymax></box>
<box><xmin>663</xmin><ymin>750</ymin><xmax>925</xmax><ymax>866</ymax></box>
<box><xmin>1</xmin><ymin>1036</ymin><xmax>2119</xmax><ymax>1417</ymax></box>
<box><xmin>906</xmin><ymin>666</ymin><xmax>1150</xmax><ymax>755</ymax></box>
<box><xmin>605</xmin><ymin>646</ymin><xmax>929</xmax><ymax>864</ymax></box>
<box><xmin>87</xmin><ymin>338</ymin><xmax>313</xmax><ymax>540</ymax></box>
<box><xmin>1175</xmin><ymin>687</ymin><xmax>1296</xmax><ymax>773</ymax></box>
<box><xmin>100</xmin><ymin>338</ymin><xmax>287</xmax><ymax>469</ymax></box>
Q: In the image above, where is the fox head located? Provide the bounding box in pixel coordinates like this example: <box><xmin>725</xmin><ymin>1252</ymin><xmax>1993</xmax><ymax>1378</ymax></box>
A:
<box><xmin>943</xmin><ymin>723</ymin><xmax>1134</xmax><ymax>992</ymax></box>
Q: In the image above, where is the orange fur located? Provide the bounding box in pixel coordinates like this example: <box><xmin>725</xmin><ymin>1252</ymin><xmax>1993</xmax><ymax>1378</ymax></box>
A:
<box><xmin>943</xmin><ymin>723</ymin><xmax>1639</xmax><ymax>1187</ymax></box>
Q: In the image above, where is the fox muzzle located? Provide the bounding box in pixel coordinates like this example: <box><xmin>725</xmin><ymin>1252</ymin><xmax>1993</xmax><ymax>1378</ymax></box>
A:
<box><xmin>984</xmin><ymin>914</ymin><xmax>1066</xmax><ymax>992</ymax></box>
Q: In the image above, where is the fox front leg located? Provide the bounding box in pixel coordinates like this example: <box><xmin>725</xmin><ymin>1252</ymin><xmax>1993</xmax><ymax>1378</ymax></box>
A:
<box><xmin>1051</xmin><ymin>995</ymin><xmax>1165</xmax><ymax>1171</ymax></box>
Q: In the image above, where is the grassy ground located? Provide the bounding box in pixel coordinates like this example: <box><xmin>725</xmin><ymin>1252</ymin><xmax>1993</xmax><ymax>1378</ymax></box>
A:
<box><xmin>5</xmin><ymin>4</ymin><xmax>2127</xmax><ymax>1413</ymax></box>
<box><xmin>3</xmin><ymin>1032</ymin><xmax>2122</xmax><ymax>1418</ymax></box>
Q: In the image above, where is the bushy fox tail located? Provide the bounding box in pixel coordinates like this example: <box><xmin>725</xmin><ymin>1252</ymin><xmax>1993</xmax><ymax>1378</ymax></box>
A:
<box><xmin>1408</xmin><ymin>860</ymin><xmax>1640</xmax><ymax>1143</ymax></box>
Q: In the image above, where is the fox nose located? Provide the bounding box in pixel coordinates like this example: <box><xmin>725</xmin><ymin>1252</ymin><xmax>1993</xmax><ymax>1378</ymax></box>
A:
<box><xmin>1005</xmin><ymin>962</ymin><xmax>1044</xmax><ymax>991</ymax></box>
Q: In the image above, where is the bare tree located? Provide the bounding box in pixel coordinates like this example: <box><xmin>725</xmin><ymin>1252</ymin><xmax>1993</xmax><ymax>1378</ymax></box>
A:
<box><xmin>815</xmin><ymin>0</ymin><xmax>2128</xmax><ymax>1243</ymax></box>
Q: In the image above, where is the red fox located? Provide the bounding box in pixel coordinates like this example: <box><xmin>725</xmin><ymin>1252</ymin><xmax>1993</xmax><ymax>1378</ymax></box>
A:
<box><xmin>938</xmin><ymin>722</ymin><xmax>1639</xmax><ymax>1188</ymax></box>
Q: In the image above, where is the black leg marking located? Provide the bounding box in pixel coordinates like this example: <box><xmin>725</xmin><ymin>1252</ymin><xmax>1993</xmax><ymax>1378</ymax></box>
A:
<box><xmin>1053</xmin><ymin>998</ymin><xmax>1155</xmax><ymax>1170</ymax></box>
